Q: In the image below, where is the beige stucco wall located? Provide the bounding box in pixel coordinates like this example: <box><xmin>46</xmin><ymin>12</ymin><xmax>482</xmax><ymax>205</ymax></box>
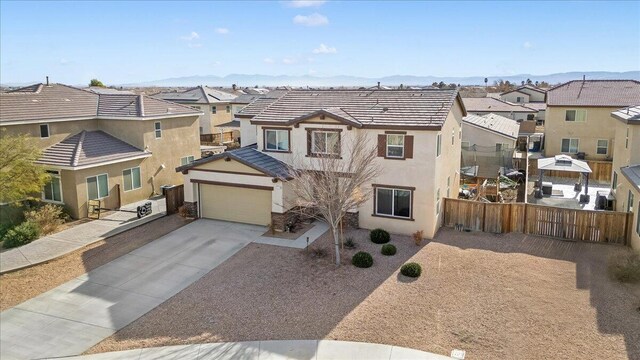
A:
<box><xmin>501</xmin><ymin>92</ymin><xmax>529</xmax><ymax>104</ymax></box>
<box><xmin>1</xmin><ymin>120</ymin><xmax>99</xmax><ymax>149</ymax></box>
<box><xmin>615</xmin><ymin>174</ymin><xmax>640</xmax><ymax>250</ymax></box>
<box><xmin>239</xmin><ymin>118</ymin><xmax>257</xmax><ymax>147</ymax></box>
<box><xmin>461</xmin><ymin>122</ymin><xmax>517</xmax><ymax>149</ymax></box>
<box><xmin>520</xmin><ymin>89</ymin><xmax>546</xmax><ymax>102</ymax></box>
<box><xmin>545</xmin><ymin>106</ymin><xmax>618</xmax><ymax>161</ymax></box>
<box><xmin>196</xmin><ymin>158</ymin><xmax>264</xmax><ymax>174</ymax></box>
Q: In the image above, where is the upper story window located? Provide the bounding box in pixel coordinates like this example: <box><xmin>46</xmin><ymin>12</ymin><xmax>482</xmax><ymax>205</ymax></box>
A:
<box><xmin>496</xmin><ymin>143</ymin><xmax>510</xmax><ymax>151</ymax></box>
<box><xmin>264</xmin><ymin>128</ymin><xmax>290</xmax><ymax>152</ymax></box>
<box><xmin>211</xmin><ymin>106</ymin><xmax>217</xmax><ymax>114</ymax></box>
<box><xmin>180</xmin><ymin>155</ymin><xmax>195</xmax><ymax>166</ymax></box>
<box><xmin>311</xmin><ymin>130</ymin><xmax>340</xmax><ymax>156</ymax></box>
<box><xmin>154</xmin><ymin>122</ymin><xmax>162</xmax><ymax>139</ymax></box>
<box><xmin>436</xmin><ymin>133</ymin><xmax>442</xmax><ymax>157</ymax></box>
<box><xmin>386</xmin><ymin>134</ymin><xmax>404</xmax><ymax>158</ymax></box>
<box><xmin>40</xmin><ymin>124</ymin><xmax>50</xmax><ymax>138</ymax></box>
<box><xmin>226</xmin><ymin>105</ymin><xmax>231</xmax><ymax>113</ymax></box>
<box><xmin>612</xmin><ymin>171</ymin><xmax>618</xmax><ymax>190</ymax></box>
<box><xmin>565</xmin><ymin>109</ymin><xmax>587</xmax><ymax>122</ymax></box>
<box><xmin>516</xmin><ymin>96</ymin><xmax>522</xmax><ymax>103</ymax></box>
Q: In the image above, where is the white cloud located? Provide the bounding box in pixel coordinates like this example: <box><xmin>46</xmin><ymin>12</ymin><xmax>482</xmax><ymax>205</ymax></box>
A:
<box><xmin>188</xmin><ymin>43</ymin><xmax>202</xmax><ymax>48</ymax></box>
<box><xmin>523</xmin><ymin>41</ymin><xmax>532</xmax><ymax>49</ymax></box>
<box><xmin>282</xmin><ymin>57</ymin><xmax>297</xmax><ymax>64</ymax></box>
<box><xmin>215</xmin><ymin>28</ymin><xmax>230</xmax><ymax>35</ymax></box>
<box><xmin>286</xmin><ymin>0</ymin><xmax>326</xmax><ymax>8</ymax></box>
<box><xmin>263</xmin><ymin>57</ymin><xmax>275</xmax><ymax>64</ymax></box>
<box><xmin>293</xmin><ymin>13</ymin><xmax>328</xmax><ymax>26</ymax></box>
<box><xmin>312</xmin><ymin>43</ymin><xmax>337</xmax><ymax>54</ymax></box>
<box><xmin>59</xmin><ymin>58</ymin><xmax>71</xmax><ymax>65</ymax></box>
<box><xmin>181</xmin><ymin>31</ymin><xmax>200</xmax><ymax>41</ymax></box>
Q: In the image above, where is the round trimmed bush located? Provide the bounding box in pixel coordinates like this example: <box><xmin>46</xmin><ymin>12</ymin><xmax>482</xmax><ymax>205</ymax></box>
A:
<box><xmin>381</xmin><ymin>244</ymin><xmax>397</xmax><ymax>256</ymax></box>
<box><xmin>352</xmin><ymin>251</ymin><xmax>374</xmax><ymax>268</ymax></box>
<box><xmin>3</xmin><ymin>221</ymin><xmax>40</xmax><ymax>249</ymax></box>
<box><xmin>400</xmin><ymin>262</ymin><xmax>422</xmax><ymax>278</ymax></box>
<box><xmin>370</xmin><ymin>228</ymin><xmax>390</xmax><ymax>244</ymax></box>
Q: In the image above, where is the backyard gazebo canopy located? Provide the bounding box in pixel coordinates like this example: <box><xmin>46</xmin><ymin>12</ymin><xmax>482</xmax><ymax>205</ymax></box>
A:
<box><xmin>537</xmin><ymin>155</ymin><xmax>592</xmax><ymax>173</ymax></box>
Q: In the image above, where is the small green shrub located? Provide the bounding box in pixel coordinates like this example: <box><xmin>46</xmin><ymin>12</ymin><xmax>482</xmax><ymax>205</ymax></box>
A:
<box><xmin>0</xmin><ymin>223</ymin><xmax>13</xmax><ymax>241</ymax></box>
<box><xmin>608</xmin><ymin>251</ymin><xmax>640</xmax><ymax>283</ymax></box>
<box><xmin>370</xmin><ymin>228</ymin><xmax>390</xmax><ymax>244</ymax></box>
<box><xmin>25</xmin><ymin>203</ymin><xmax>65</xmax><ymax>235</ymax></box>
<box><xmin>400</xmin><ymin>262</ymin><xmax>422</xmax><ymax>278</ymax></box>
<box><xmin>381</xmin><ymin>244</ymin><xmax>397</xmax><ymax>256</ymax></box>
<box><xmin>344</xmin><ymin>237</ymin><xmax>357</xmax><ymax>249</ymax></box>
<box><xmin>352</xmin><ymin>251</ymin><xmax>373</xmax><ymax>268</ymax></box>
<box><xmin>3</xmin><ymin>221</ymin><xmax>40</xmax><ymax>248</ymax></box>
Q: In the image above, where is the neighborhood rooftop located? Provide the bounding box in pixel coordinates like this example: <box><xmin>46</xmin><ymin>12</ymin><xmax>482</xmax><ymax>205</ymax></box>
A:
<box><xmin>0</xmin><ymin>83</ymin><xmax>201</xmax><ymax>123</ymax></box>
<box><xmin>154</xmin><ymin>85</ymin><xmax>238</xmax><ymax>104</ymax></box>
<box><xmin>463</xmin><ymin>113</ymin><xmax>520</xmax><ymax>139</ymax></box>
<box><xmin>547</xmin><ymin>80</ymin><xmax>640</xmax><ymax>107</ymax></box>
<box><xmin>620</xmin><ymin>165</ymin><xmax>640</xmax><ymax>192</ymax></box>
<box><xmin>462</xmin><ymin>97</ymin><xmax>537</xmax><ymax>113</ymax></box>
<box><xmin>36</xmin><ymin>130</ymin><xmax>151</xmax><ymax>169</ymax></box>
<box><xmin>500</xmin><ymin>84</ymin><xmax>547</xmax><ymax>96</ymax></box>
<box><xmin>611</xmin><ymin>105</ymin><xmax>640</xmax><ymax>124</ymax></box>
<box><xmin>247</xmin><ymin>89</ymin><xmax>464</xmax><ymax>128</ymax></box>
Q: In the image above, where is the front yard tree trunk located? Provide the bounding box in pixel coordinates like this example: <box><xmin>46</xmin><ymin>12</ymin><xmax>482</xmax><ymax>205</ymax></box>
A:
<box><xmin>331</xmin><ymin>224</ymin><xmax>341</xmax><ymax>266</ymax></box>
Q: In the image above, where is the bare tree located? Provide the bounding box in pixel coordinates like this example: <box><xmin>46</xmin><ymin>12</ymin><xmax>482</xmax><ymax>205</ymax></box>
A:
<box><xmin>285</xmin><ymin>131</ymin><xmax>381</xmax><ymax>265</ymax></box>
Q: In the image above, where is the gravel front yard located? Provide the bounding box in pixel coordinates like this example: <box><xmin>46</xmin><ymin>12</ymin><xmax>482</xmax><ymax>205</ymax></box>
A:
<box><xmin>89</xmin><ymin>227</ymin><xmax>640</xmax><ymax>359</ymax></box>
<box><xmin>0</xmin><ymin>214</ymin><xmax>192</xmax><ymax>311</ymax></box>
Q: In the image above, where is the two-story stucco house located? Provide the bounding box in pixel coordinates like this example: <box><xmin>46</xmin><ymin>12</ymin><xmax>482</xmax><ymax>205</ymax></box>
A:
<box><xmin>154</xmin><ymin>85</ymin><xmax>237</xmax><ymax>136</ymax></box>
<box><xmin>610</xmin><ymin>105</ymin><xmax>640</xmax><ymax>250</ymax></box>
<box><xmin>176</xmin><ymin>89</ymin><xmax>466</xmax><ymax>238</ymax></box>
<box><xmin>544</xmin><ymin>80</ymin><xmax>640</xmax><ymax>161</ymax></box>
<box><xmin>462</xmin><ymin>97</ymin><xmax>537</xmax><ymax>122</ymax></box>
<box><xmin>499</xmin><ymin>84</ymin><xmax>547</xmax><ymax>123</ymax></box>
<box><xmin>462</xmin><ymin>113</ymin><xmax>519</xmax><ymax>150</ymax></box>
<box><xmin>0</xmin><ymin>83</ymin><xmax>201</xmax><ymax>219</ymax></box>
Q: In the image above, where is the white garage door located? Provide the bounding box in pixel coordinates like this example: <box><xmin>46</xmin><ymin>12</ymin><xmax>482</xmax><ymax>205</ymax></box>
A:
<box><xmin>199</xmin><ymin>184</ymin><xmax>272</xmax><ymax>226</ymax></box>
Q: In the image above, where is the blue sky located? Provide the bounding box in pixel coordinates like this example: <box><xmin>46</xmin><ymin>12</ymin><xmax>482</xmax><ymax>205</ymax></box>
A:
<box><xmin>1</xmin><ymin>0</ymin><xmax>639</xmax><ymax>85</ymax></box>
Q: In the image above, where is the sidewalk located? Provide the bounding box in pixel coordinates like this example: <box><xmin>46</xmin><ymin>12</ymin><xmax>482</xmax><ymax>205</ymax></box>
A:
<box><xmin>0</xmin><ymin>198</ymin><xmax>166</xmax><ymax>273</ymax></box>
<box><xmin>62</xmin><ymin>340</ymin><xmax>454</xmax><ymax>360</ymax></box>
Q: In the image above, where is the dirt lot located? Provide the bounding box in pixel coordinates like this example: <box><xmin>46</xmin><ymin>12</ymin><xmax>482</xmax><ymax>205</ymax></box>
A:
<box><xmin>89</xmin><ymin>228</ymin><xmax>640</xmax><ymax>359</ymax></box>
<box><xmin>0</xmin><ymin>214</ymin><xmax>192</xmax><ymax>311</ymax></box>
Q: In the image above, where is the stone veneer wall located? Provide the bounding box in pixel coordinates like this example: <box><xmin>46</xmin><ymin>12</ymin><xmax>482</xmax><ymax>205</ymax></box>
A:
<box><xmin>342</xmin><ymin>211</ymin><xmax>359</xmax><ymax>229</ymax></box>
<box><xmin>184</xmin><ymin>201</ymin><xmax>198</xmax><ymax>218</ymax></box>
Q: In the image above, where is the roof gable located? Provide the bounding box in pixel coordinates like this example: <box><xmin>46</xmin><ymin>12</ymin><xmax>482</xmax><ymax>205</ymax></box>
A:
<box><xmin>289</xmin><ymin>108</ymin><xmax>362</xmax><ymax>127</ymax></box>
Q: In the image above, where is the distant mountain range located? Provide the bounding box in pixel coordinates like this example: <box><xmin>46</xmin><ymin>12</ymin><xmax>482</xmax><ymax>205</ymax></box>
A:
<box><xmin>121</xmin><ymin>71</ymin><xmax>640</xmax><ymax>88</ymax></box>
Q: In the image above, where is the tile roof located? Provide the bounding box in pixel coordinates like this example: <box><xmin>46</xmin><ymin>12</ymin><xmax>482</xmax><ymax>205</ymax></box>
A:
<box><xmin>177</xmin><ymin>145</ymin><xmax>291</xmax><ymax>179</ymax></box>
<box><xmin>462</xmin><ymin>97</ymin><xmax>537</xmax><ymax>113</ymax></box>
<box><xmin>463</xmin><ymin>113</ymin><xmax>520</xmax><ymax>139</ymax></box>
<box><xmin>248</xmin><ymin>89</ymin><xmax>463</xmax><ymax>129</ymax></box>
<box><xmin>547</xmin><ymin>80</ymin><xmax>640</xmax><ymax>107</ymax></box>
<box><xmin>36</xmin><ymin>130</ymin><xmax>150</xmax><ymax>168</ymax></box>
<box><xmin>218</xmin><ymin>119</ymin><xmax>241</xmax><ymax>128</ymax></box>
<box><xmin>0</xmin><ymin>83</ymin><xmax>200</xmax><ymax>123</ymax></box>
<box><xmin>524</xmin><ymin>102</ymin><xmax>547</xmax><ymax>111</ymax></box>
<box><xmin>501</xmin><ymin>84</ymin><xmax>547</xmax><ymax>96</ymax></box>
<box><xmin>620</xmin><ymin>165</ymin><xmax>640</xmax><ymax>192</ymax></box>
<box><xmin>611</xmin><ymin>105</ymin><xmax>640</xmax><ymax>124</ymax></box>
<box><xmin>235</xmin><ymin>90</ymin><xmax>290</xmax><ymax>117</ymax></box>
<box><xmin>153</xmin><ymin>86</ymin><xmax>237</xmax><ymax>104</ymax></box>
<box><xmin>85</xmin><ymin>87</ymin><xmax>134</xmax><ymax>95</ymax></box>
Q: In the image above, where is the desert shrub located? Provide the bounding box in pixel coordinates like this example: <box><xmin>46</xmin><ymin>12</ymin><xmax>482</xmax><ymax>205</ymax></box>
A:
<box><xmin>3</xmin><ymin>221</ymin><xmax>40</xmax><ymax>248</ymax></box>
<box><xmin>0</xmin><ymin>223</ymin><xmax>13</xmax><ymax>241</ymax></box>
<box><xmin>24</xmin><ymin>204</ymin><xmax>65</xmax><ymax>235</ymax></box>
<box><xmin>308</xmin><ymin>246</ymin><xmax>329</xmax><ymax>258</ymax></box>
<box><xmin>352</xmin><ymin>251</ymin><xmax>373</xmax><ymax>268</ymax></box>
<box><xmin>400</xmin><ymin>262</ymin><xmax>422</xmax><ymax>278</ymax></box>
<box><xmin>412</xmin><ymin>230</ymin><xmax>425</xmax><ymax>246</ymax></box>
<box><xmin>381</xmin><ymin>244</ymin><xmax>397</xmax><ymax>256</ymax></box>
<box><xmin>178</xmin><ymin>205</ymin><xmax>190</xmax><ymax>218</ymax></box>
<box><xmin>344</xmin><ymin>237</ymin><xmax>357</xmax><ymax>249</ymax></box>
<box><xmin>370</xmin><ymin>228</ymin><xmax>390</xmax><ymax>244</ymax></box>
<box><xmin>608</xmin><ymin>251</ymin><xmax>640</xmax><ymax>283</ymax></box>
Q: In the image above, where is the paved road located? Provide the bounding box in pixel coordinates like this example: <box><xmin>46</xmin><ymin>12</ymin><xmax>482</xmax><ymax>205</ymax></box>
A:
<box><xmin>62</xmin><ymin>340</ymin><xmax>455</xmax><ymax>360</ymax></box>
<box><xmin>0</xmin><ymin>220</ymin><xmax>265</xmax><ymax>360</ymax></box>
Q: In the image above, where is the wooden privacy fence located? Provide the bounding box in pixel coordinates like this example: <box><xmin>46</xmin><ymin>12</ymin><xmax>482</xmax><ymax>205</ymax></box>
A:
<box><xmin>200</xmin><ymin>131</ymin><xmax>233</xmax><ymax>144</ymax></box>
<box><xmin>443</xmin><ymin>198</ymin><xmax>630</xmax><ymax>245</ymax></box>
<box><xmin>165</xmin><ymin>185</ymin><xmax>184</xmax><ymax>215</ymax></box>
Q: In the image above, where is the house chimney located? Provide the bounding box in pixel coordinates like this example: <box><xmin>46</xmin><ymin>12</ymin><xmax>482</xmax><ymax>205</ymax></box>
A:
<box><xmin>582</xmin><ymin>75</ymin><xmax>586</xmax><ymax>81</ymax></box>
<box><xmin>377</xmin><ymin>81</ymin><xmax>380</xmax><ymax>89</ymax></box>
<box><xmin>232</xmin><ymin>84</ymin><xmax>237</xmax><ymax>91</ymax></box>
<box><xmin>46</xmin><ymin>76</ymin><xmax>49</xmax><ymax>86</ymax></box>
<box><xmin>399</xmin><ymin>83</ymin><xmax>404</xmax><ymax>89</ymax></box>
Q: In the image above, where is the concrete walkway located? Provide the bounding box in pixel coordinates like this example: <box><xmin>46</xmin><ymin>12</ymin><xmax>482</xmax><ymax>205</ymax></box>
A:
<box><xmin>0</xmin><ymin>220</ymin><xmax>266</xmax><ymax>360</ymax></box>
<box><xmin>62</xmin><ymin>340</ymin><xmax>454</xmax><ymax>360</ymax></box>
<box><xmin>0</xmin><ymin>197</ymin><xmax>166</xmax><ymax>273</ymax></box>
<box><xmin>255</xmin><ymin>221</ymin><xmax>329</xmax><ymax>249</ymax></box>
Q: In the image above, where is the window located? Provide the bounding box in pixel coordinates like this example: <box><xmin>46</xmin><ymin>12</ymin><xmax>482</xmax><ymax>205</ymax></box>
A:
<box><xmin>496</xmin><ymin>143</ymin><xmax>510</xmax><ymax>151</ymax></box>
<box><xmin>264</xmin><ymin>129</ymin><xmax>289</xmax><ymax>152</ymax></box>
<box><xmin>637</xmin><ymin>200</ymin><xmax>640</xmax><ymax>236</ymax></box>
<box><xmin>40</xmin><ymin>124</ymin><xmax>49</xmax><ymax>138</ymax></box>
<box><xmin>311</xmin><ymin>130</ymin><xmax>340</xmax><ymax>155</ymax></box>
<box><xmin>199</xmin><ymin>127</ymin><xmax>203</xmax><ymax>134</ymax></box>
<box><xmin>565</xmin><ymin>109</ymin><xmax>587</xmax><ymax>122</ymax></box>
<box><xmin>629</xmin><ymin>191</ymin><xmax>635</xmax><ymax>213</ymax></box>
<box><xmin>612</xmin><ymin>171</ymin><xmax>618</xmax><ymax>190</ymax></box>
<box><xmin>226</xmin><ymin>105</ymin><xmax>231</xmax><ymax>113</ymax></box>
<box><xmin>625</xmin><ymin>127</ymin><xmax>629</xmax><ymax>149</ymax></box>
<box><xmin>436</xmin><ymin>188</ymin><xmax>441</xmax><ymax>215</ymax></box>
<box><xmin>596</xmin><ymin>139</ymin><xmax>608</xmax><ymax>155</ymax></box>
<box><xmin>461</xmin><ymin>141</ymin><xmax>470</xmax><ymax>149</ymax></box>
<box><xmin>87</xmin><ymin>174</ymin><xmax>108</xmax><ymax>200</ymax></box>
<box><xmin>42</xmin><ymin>170</ymin><xmax>62</xmax><ymax>202</ymax></box>
<box><xmin>451</xmin><ymin>130</ymin><xmax>455</xmax><ymax>145</ymax></box>
<box><xmin>211</xmin><ymin>106</ymin><xmax>217</xmax><ymax>114</ymax></box>
<box><xmin>375</xmin><ymin>187</ymin><xmax>412</xmax><ymax>219</ymax></box>
<box><xmin>180</xmin><ymin>155</ymin><xmax>195</xmax><ymax>166</ymax></box>
<box><xmin>458</xmin><ymin>128</ymin><xmax>462</xmax><ymax>140</ymax></box>
<box><xmin>561</xmin><ymin>138</ymin><xmax>579</xmax><ymax>153</ymax></box>
<box><xmin>386</xmin><ymin>134</ymin><xmax>404</xmax><ymax>158</ymax></box>
<box><xmin>154</xmin><ymin>122</ymin><xmax>162</xmax><ymax>139</ymax></box>
<box><xmin>516</xmin><ymin>96</ymin><xmax>522</xmax><ymax>103</ymax></box>
<box><xmin>436</xmin><ymin>133</ymin><xmax>442</xmax><ymax>157</ymax></box>
<box><xmin>122</xmin><ymin>167</ymin><xmax>141</xmax><ymax>192</ymax></box>
<box><xmin>447</xmin><ymin>177</ymin><xmax>451</xmax><ymax>198</ymax></box>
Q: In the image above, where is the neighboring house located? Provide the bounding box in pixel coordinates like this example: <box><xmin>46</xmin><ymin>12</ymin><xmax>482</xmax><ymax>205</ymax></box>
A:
<box><xmin>462</xmin><ymin>113</ymin><xmax>519</xmax><ymax>150</ymax></box>
<box><xmin>0</xmin><ymin>83</ymin><xmax>201</xmax><ymax>219</ymax></box>
<box><xmin>153</xmin><ymin>86</ymin><xmax>237</xmax><ymax>135</ymax></box>
<box><xmin>177</xmin><ymin>89</ymin><xmax>466</xmax><ymax>238</ymax></box>
<box><xmin>610</xmin><ymin>105</ymin><xmax>640</xmax><ymax>249</ymax></box>
<box><xmin>234</xmin><ymin>90</ymin><xmax>289</xmax><ymax>147</ymax></box>
<box><xmin>545</xmin><ymin>80</ymin><xmax>640</xmax><ymax>161</ymax></box>
<box><xmin>85</xmin><ymin>87</ymin><xmax>135</xmax><ymax>95</ymax></box>
<box><xmin>500</xmin><ymin>85</ymin><xmax>547</xmax><ymax>123</ymax></box>
<box><xmin>462</xmin><ymin>97</ymin><xmax>537</xmax><ymax>122</ymax></box>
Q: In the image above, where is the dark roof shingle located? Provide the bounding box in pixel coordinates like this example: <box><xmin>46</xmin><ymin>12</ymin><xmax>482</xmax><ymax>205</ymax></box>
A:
<box><xmin>462</xmin><ymin>97</ymin><xmax>537</xmax><ymax>113</ymax></box>
<box><xmin>547</xmin><ymin>80</ymin><xmax>640</xmax><ymax>107</ymax></box>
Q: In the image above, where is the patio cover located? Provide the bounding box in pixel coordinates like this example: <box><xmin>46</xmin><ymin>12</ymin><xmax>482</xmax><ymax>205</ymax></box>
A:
<box><xmin>537</xmin><ymin>155</ymin><xmax>592</xmax><ymax>173</ymax></box>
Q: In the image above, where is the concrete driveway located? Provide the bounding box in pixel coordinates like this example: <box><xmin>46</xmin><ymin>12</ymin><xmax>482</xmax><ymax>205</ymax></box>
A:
<box><xmin>0</xmin><ymin>220</ymin><xmax>265</xmax><ymax>360</ymax></box>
